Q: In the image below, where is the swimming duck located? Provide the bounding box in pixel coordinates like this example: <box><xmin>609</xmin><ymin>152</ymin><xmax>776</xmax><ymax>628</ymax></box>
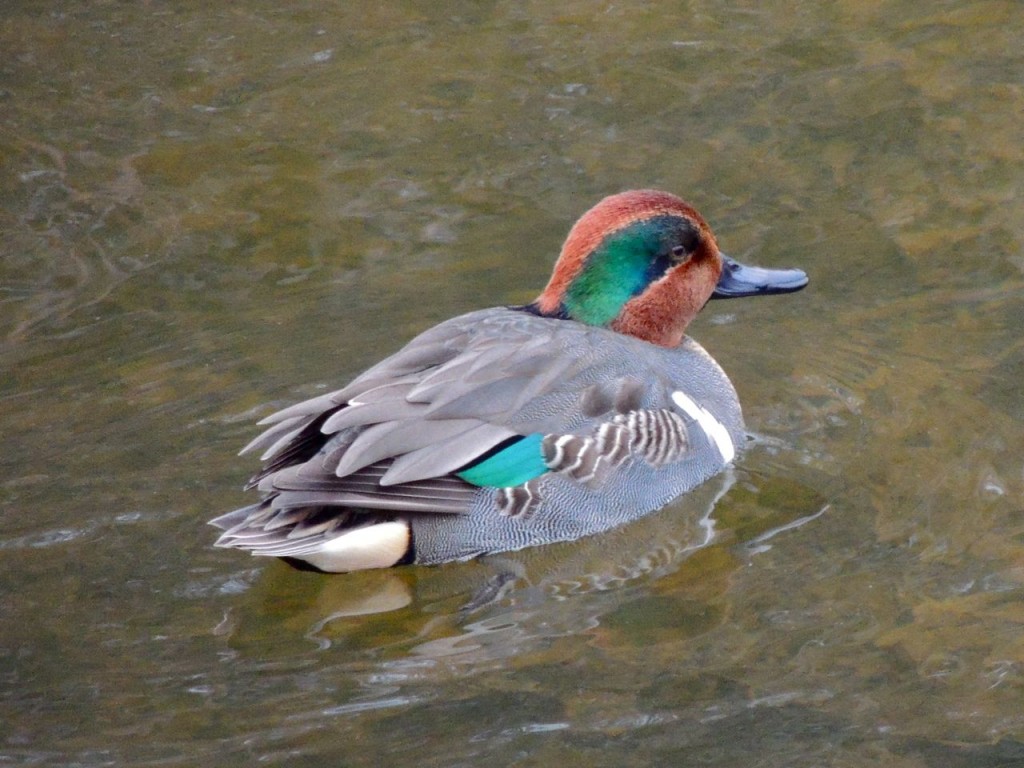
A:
<box><xmin>211</xmin><ymin>190</ymin><xmax>807</xmax><ymax>572</ymax></box>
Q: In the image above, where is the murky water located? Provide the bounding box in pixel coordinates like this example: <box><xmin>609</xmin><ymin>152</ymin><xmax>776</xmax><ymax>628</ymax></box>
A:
<box><xmin>2</xmin><ymin>0</ymin><xmax>1023</xmax><ymax>765</ymax></box>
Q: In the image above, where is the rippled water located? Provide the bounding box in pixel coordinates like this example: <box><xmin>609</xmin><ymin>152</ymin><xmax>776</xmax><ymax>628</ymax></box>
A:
<box><xmin>2</xmin><ymin>1</ymin><xmax>1023</xmax><ymax>765</ymax></box>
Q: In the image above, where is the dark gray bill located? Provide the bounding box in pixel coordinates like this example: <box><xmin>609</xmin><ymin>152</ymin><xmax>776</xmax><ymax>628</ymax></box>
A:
<box><xmin>711</xmin><ymin>254</ymin><xmax>809</xmax><ymax>299</ymax></box>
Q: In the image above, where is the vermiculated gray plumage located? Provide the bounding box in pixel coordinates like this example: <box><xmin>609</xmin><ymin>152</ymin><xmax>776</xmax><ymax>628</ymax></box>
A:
<box><xmin>211</xmin><ymin>307</ymin><xmax>745</xmax><ymax>566</ymax></box>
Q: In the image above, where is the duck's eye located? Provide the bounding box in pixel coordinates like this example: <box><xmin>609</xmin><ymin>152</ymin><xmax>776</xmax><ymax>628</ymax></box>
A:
<box><xmin>671</xmin><ymin>244</ymin><xmax>688</xmax><ymax>261</ymax></box>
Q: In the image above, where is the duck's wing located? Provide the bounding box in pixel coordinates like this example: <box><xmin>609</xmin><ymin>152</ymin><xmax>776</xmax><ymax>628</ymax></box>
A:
<box><xmin>211</xmin><ymin>308</ymin><xmax>683</xmax><ymax>568</ymax></box>
<box><xmin>225</xmin><ymin>308</ymin><xmax>667</xmax><ymax>512</ymax></box>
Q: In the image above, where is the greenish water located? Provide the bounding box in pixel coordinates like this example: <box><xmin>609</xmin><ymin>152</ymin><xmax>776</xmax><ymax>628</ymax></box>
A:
<box><xmin>2</xmin><ymin>1</ymin><xmax>1024</xmax><ymax>765</ymax></box>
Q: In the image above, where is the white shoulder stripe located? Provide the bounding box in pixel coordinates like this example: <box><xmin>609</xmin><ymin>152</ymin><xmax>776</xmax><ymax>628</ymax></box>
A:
<box><xmin>670</xmin><ymin>391</ymin><xmax>736</xmax><ymax>464</ymax></box>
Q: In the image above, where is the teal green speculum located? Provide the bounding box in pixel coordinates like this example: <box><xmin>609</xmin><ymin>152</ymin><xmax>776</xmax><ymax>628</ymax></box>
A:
<box><xmin>455</xmin><ymin>433</ymin><xmax>547</xmax><ymax>488</ymax></box>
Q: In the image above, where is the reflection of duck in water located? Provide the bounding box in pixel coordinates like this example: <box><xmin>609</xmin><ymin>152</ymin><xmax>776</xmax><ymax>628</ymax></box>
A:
<box><xmin>227</xmin><ymin>473</ymin><xmax>737</xmax><ymax>654</ymax></box>
<box><xmin>219</xmin><ymin>468</ymin><xmax>828</xmax><ymax>664</ymax></box>
<box><xmin>211</xmin><ymin>190</ymin><xmax>808</xmax><ymax>572</ymax></box>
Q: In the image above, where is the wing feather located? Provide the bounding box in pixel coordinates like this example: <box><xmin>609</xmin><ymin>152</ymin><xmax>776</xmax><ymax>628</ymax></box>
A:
<box><xmin>380</xmin><ymin>423</ymin><xmax>517</xmax><ymax>486</ymax></box>
<box><xmin>321</xmin><ymin>398</ymin><xmax>425</xmax><ymax>433</ymax></box>
<box><xmin>256</xmin><ymin>390</ymin><xmax>346</xmax><ymax>426</ymax></box>
<box><xmin>330</xmin><ymin>418</ymin><xmax>483</xmax><ymax>478</ymax></box>
<box><xmin>239</xmin><ymin>414</ymin><xmax>309</xmax><ymax>456</ymax></box>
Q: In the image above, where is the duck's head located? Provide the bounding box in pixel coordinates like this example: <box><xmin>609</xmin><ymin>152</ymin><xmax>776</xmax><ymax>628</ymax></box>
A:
<box><xmin>531</xmin><ymin>190</ymin><xmax>808</xmax><ymax>347</ymax></box>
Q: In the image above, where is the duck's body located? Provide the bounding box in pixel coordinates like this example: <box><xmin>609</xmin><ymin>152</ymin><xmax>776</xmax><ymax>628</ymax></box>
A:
<box><xmin>211</xmin><ymin>190</ymin><xmax>807</xmax><ymax>572</ymax></box>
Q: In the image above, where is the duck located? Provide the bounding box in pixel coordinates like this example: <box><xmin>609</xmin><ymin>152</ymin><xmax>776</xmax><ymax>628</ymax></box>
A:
<box><xmin>210</xmin><ymin>190</ymin><xmax>808</xmax><ymax>572</ymax></box>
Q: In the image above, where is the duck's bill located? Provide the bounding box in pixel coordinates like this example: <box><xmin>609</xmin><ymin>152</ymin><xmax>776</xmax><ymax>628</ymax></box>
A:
<box><xmin>711</xmin><ymin>254</ymin><xmax>809</xmax><ymax>299</ymax></box>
